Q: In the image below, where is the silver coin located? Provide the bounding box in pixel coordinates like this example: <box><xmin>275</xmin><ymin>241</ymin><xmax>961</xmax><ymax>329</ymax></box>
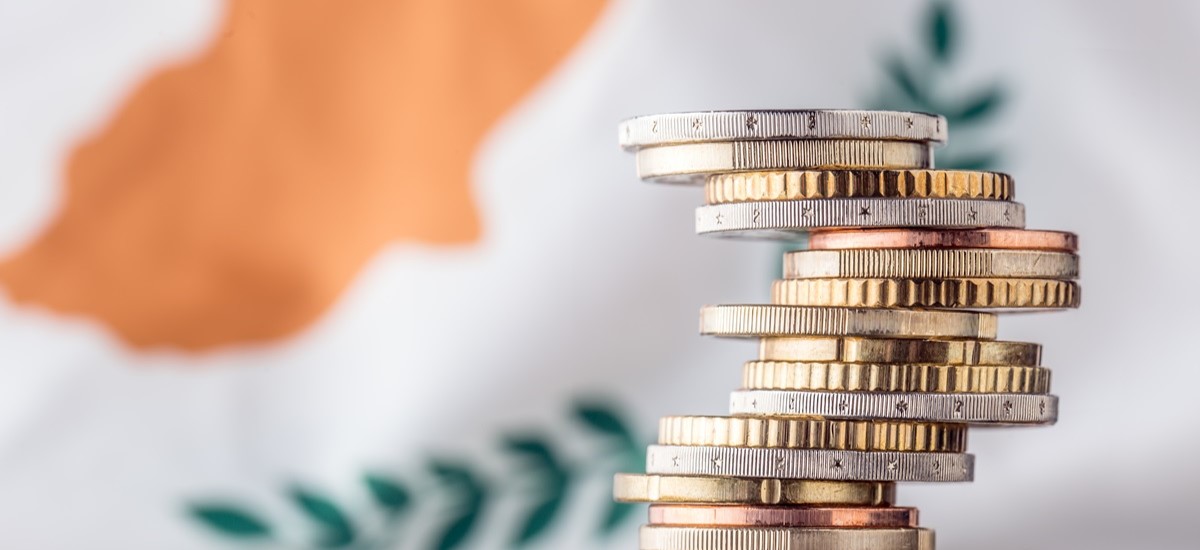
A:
<box><xmin>696</xmin><ymin>199</ymin><xmax>1025</xmax><ymax>237</ymax></box>
<box><xmin>640</xmin><ymin>526</ymin><xmax>936</xmax><ymax>550</ymax></box>
<box><xmin>646</xmin><ymin>445</ymin><xmax>974</xmax><ymax>482</ymax></box>
<box><xmin>783</xmin><ymin>249</ymin><xmax>1079</xmax><ymax>279</ymax></box>
<box><xmin>700</xmin><ymin>305</ymin><xmax>999</xmax><ymax>339</ymax></box>
<box><xmin>619</xmin><ymin>110</ymin><xmax>947</xmax><ymax>150</ymax></box>
<box><xmin>636</xmin><ymin>140</ymin><xmax>934</xmax><ymax>184</ymax></box>
<box><xmin>729</xmin><ymin>390</ymin><xmax>1059</xmax><ymax>425</ymax></box>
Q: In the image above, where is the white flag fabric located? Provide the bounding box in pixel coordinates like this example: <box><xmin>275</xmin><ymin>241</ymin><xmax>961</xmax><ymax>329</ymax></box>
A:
<box><xmin>0</xmin><ymin>1</ymin><xmax>1196</xmax><ymax>549</ymax></box>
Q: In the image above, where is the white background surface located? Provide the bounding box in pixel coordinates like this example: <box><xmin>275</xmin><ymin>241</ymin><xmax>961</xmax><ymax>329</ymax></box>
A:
<box><xmin>0</xmin><ymin>0</ymin><xmax>1197</xmax><ymax>548</ymax></box>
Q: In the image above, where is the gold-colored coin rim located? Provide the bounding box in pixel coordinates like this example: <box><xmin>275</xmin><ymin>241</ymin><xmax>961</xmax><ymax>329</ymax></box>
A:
<box><xmin>658</xmin><ymin>416</ymin><xmax>968</xmax><ymax>452</ymax></box>
<box><xmin>612</xmin><ymin>473</ymin><xmax>896</xmax><ymax>506</ymax></box>
<box><xmin>783</xmin><ymin>249</ymin><xmax>1079</xmax><ymax>279</ymax></box>
<box><xmin>758</xmin><ymin>336</ymin><xmax>1041</xmax><ymax>365</ymax></box>
<box><xmin>771</xmin><ymin>278</ymin><xmax>1081</xmax><ymax>309</ymax></box>
<box><xmin>706</xmin><ymin>169</ymin><xmax>1014</xmax><ymax>204</ymax></box>
<box><xmin>742</xmin><ymin>361</ymin><xmax>1052</xmax><ymax>393</ymax></box>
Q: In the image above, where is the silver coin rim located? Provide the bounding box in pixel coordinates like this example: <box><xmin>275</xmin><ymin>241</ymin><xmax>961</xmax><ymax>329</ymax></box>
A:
<box><xmin>619</xmin><ymin>109</ymin><xmax>948</xmax><ymax>150</ymax></box>
<box><xmin>729</xmin><ymin>390</ymin><xmax>1059</xmax><ymax>425</ymax></box>
<box><xmin>646</xmin><ymin>445</ymin><xmax>974</xmax><ymax>482</ymax></box>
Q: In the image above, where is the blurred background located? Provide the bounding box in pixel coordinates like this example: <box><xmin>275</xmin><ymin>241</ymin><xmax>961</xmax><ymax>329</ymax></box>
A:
<box><xmin>0</xmin><ymin>0</ymin><xmax>1197</xmax><ymax>548</ymax></box>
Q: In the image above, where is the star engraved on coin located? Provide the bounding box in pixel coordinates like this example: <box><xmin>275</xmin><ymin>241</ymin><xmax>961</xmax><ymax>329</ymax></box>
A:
<box><xmin>1039</xmin><ymin>400</ymin><xmax>1047</xmax><ymax>415</ymax></box>
<box><xmin>671</xmin><ymin>455</ymin><xmax>680</xmax><ymax>467</ymax></box>
<box><xmin>715</xmin><ymin>212</ymin><xmax>724</xmax><ymax>225</ymax></box>
<box><xmin>888</xmin><ymin>459</ymin><xmax>899</xmax><ymax>472</ymax></box>
<box><xmin>692</xmin><ymin>118</ymin><xmax>703</xmax><ymax>131</ymax></box>
<box><xmin>712</xmin><ymin>457</ymin><xmax>723</xmax><ymax>468</ymax></box>
<box><xmin>895</xmin><ymin>400</ymin><xmax>909</xmax><ymax>413</ymax></box>
<box><xmin>906</xmin><ymin>117</ymin><xmax>915</xmax><ymax>128</ymax></box>
<box><xmin>860</xmin><ymin>115</ymin><xmax>871</xmax><ymax>129</ymax></box>
<box><xmin>745</xmin><ymin>114</ymin><xmax>758</xmax><ymax>130</ymax></box>
<box><xmin>1003</xmin><ymin>400</ymin><xmax>1014</xmax><ymax>414</ymax></box>
<box><xmin>802</xmin><ymin>205</ymin><xmax>813</xmax><ymax>218</ymax></box>
<box><xmin>832</xmin><ymin>458</ymin><xmax>844</xmax><ymax>470</ymax></box>
<box><xmin>968</xmin><ymin>207</ymin><xmax>979</xmax><ymax>220</ymax></box>
<box><xmin>859</xmin><ymin>206</ymin><xmax>872</xmax><ymax>217</ymax></box>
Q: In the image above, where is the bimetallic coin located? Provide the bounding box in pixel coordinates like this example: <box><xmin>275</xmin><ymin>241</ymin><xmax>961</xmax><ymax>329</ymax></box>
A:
<box><xmin>730</xmin><ymin>390</ymin><xmax>1058</xmax><ymax>425</ymax></box>
<box><xmin>700</xmin><ymin>305</ymin><xmax>999</xmax><ymax>339</ymax></box>
<box><xmin>647</xmin><ymin>504</ymin><xmax>919</xmax><ymax>528</ymax></box>
<box><xmin>640</xmin><ymin>526</ymin><xmax>935</xmax><ymax>550</ymax></box>
<box><xmin>771</xmin><ymin>278</ymin><xmax>1081</xmax><ymax>310</ymax></box>
<box><xmin>646</xmin><ymin>445</ymin><xmax>974</xmax><ymax>482</ymax></box>
<box><xmin>783</xmin><ymin>249</ymin><xmax>1079</xmax><ymax>279</ymax></box>
<box><xmin>742</xmin><ymin>361</ymin><xmax>1052</xmax><ymax>394</ymax></box>
<box><xmin>612</xmin><ymin>474</ymin><xmax>896</xmax><ymax>506</ymax></box>
<box><xmin>658</xmin><ymin>416</ymin><xmax>967</xmax><ymax>452</ymax></box>
<box><xmin>638</xmin><ymin>140</ymin><xmax>934</xmax><ymax>183</ymax></box>
<box><xmin>620</xmin><ymin>110</ymin><xmax>947</xmax><ymax>150</ymax></box>
<box><xmin>808</xmin><ymin>228</ymin><xmax>1079</xmax><ymax>251</ymax></box>
<box><xmin>696</xmin><ymin>199</ymin><xmax>1025</xmax><ymax>237</ymax></box>
<box><xmin>758</xmin><ymin>336</ymin><xmax>1041</xmax><ymax>365</ymax></box>
<box><xmin>706</xmin><ymin>169</ymin><xmax>1012</xmax><ymax>204</ymax></box>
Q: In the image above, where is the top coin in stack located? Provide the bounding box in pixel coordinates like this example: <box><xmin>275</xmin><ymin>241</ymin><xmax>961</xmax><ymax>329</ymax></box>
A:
<box><xmin>619</xmin><ymin>110</ymin><xmax>946</xmax><ymax>183</ymax></box>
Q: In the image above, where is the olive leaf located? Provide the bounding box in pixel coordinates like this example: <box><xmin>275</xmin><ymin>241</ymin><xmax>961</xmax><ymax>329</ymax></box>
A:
<box><xmin>428</xmin><ymin>459</ymin><xmax>488</xmax><ymax>550</ymax></box>
<box><xmin>502</xmin><ymin>434</ymin><xmax>571</xmax><ymax>546</ymax></box>
<box><xmin>288</xmin><ymin>486</ymin><xmax>356</xmax><ymax>548</ymax></box>
<box><xmin>188</xmin><ymin>504</ymin><xmax>273</xmax><ymax>538</ymax></box>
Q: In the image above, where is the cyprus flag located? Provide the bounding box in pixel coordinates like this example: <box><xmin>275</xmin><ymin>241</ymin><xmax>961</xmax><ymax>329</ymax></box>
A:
<box><xmin>0</xmin><ymin>1</ymin><xmax>1196</xmax><ymax>549</ymax></box>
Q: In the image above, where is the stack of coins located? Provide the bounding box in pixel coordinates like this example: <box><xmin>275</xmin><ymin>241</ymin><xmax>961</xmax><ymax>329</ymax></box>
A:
<box><xmin>615</xmin><ymin>110</ymin><xmax>1080</xmax><ymax>550</ymax></box>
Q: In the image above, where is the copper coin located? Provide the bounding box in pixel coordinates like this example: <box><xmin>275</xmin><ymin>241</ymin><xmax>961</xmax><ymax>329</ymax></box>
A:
<box><xmin>647</xmin><ymin>504</ymin><xmax>918</xmax><ymax>528</ymax></box>
<box><xmin>808</xmin><ymin>228</ymin><xmax>1078</xmax><ymax>251</ymax></box>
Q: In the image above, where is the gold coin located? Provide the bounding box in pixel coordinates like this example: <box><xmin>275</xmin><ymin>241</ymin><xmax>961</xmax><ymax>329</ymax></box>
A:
<box><xmin>759</xmin><ymin>336</ymin><xmax>1041</xmax><ymax>365</ymax></box>
<box><xmin>658</xmin><ymin>416</ymin><xmax>967</xmax><ymax>453</ymax></box>
<box><xmin>613</xmin><ymin>473</ymin><xmax>895</xmax><ymax>506</ymax></box>
<box><xmin>743</xmin><ymin>361</ymin><xmax>1051</xmax><ymax>393</ymax></box>
<box><xmin>706</xmin><ymin>169</ymin><xmax>1013</xmax><ymax>204</ymax></box>
<box><xmin>771</xmin><ymin>278</ymin><xmax>1081</xmax><ymax>309</ymax></box>
<box><xmin>700</xmin><ymin>305</ymin><xmax>998</xmax><ymax>339</ymax></box>
<box><xmin>783</xmin><ymin>249</ymin><xmax>1079</xmax><ymax>279</ymax></box>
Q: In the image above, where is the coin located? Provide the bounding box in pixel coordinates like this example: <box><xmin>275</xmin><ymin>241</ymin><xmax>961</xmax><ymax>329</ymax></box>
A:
<box><xmin>619</xmin><ymin>110</ymin><xmax>947</xmax><ymax>150</ymax></box>
<box><xmin>696</xmin><ymin>199</ymin><xmax>1025</xmax><ymax>237</ymax></box>
<box><xmin>771</xmin><ymin>278</ymin><xmax>1081</xmax><ymax>310</ymax></box>
<box><xmin>706</xmin><ymin>169</ymin><xmax>1012</xmax><ymax>204</ymax></box>
<box><xmin>782</xmin><ymin>249</ymin><xmax>1078</xmax><ymax>279</ymax></box>
<box><xmin>657</xmin><ymin>416</ymin><xmax>967</xmax><ymax>452</ymax></box>
<box><xmin>647</xmin><ymin>504</ymin><xmax>919</xmax><ymax>528</ymax></box>
<box><xmin>700</xmin><ymin>305</ymin><xmax>999</xmax><ymax>339</ymax></box>
<box><xmin>612</xmin><ymin>474</ymin><xmax>896</xmax><ymax>506</ymax></box>
<box><xmin>646</xmin><ymin>446</ymin><xmax>974</xmax><ymax>482</ymax></box>
<box><xmin>729</xmin><ymin>390</ymin><xmax>1058</xmax><ymax>425</ymax></box>
<box><xmin>640</xmin><ymin>526</ymin><xmax>935</xmax><ymax>550</ymax></box>
<box><xmin>757</xmin><ymin>337</ymin><xmax>1041</xmax><ymax>365</ymax></box>
<box><xmin>638</xmin><ymin>140</ymin><xmax>934</xmax><ymax>183</ymax></box>
<box><xmin>807</xmin><ymin>228</ymin><xmax>1078</xmax><ymax>251</ymax></box>
<box><xmin>742</xmin><ymin>361</ymin><xmax>1052</xmax><ymax>393</ymax></box>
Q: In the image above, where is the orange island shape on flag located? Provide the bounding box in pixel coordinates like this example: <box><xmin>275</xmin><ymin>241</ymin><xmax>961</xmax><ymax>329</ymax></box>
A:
<box><xmin>0</xmin><ymin>0</ymin><xmax>607</xmax><ymax>350</ymax></box>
